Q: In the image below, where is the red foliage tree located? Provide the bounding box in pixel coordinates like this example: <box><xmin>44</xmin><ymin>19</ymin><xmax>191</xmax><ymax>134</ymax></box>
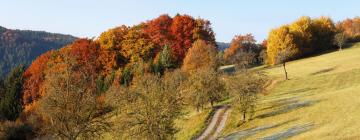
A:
<box><xmin>170</xmin><ymin>15</ymin><xmax>196</xmax><ymax>64</ymax></box>
<box><xmin>142</xmin><ymin>14</ymin><xmax>173</xmax><ymax>50</ymax></box>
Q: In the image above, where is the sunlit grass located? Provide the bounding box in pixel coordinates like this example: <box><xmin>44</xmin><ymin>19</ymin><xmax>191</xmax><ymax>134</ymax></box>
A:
<box><xmin>221</xmin><ymin>42</ymin><xmax>360</xmax><ymax>139</ymax></box>
<box><xmin>174</xmin><ymin>107</ymin><xmax>212</xmax><ymax>140</ymax></box>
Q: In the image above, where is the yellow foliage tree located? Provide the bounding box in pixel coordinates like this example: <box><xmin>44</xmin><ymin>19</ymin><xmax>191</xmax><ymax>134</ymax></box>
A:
<box><xmin>267</xmin><ymin>25</ymin><xmax>298</xmax><ymax>65</ymax></box>
<box><xmin>289</xmin><ymin>16</ymin><xmax>312</xmax><ymax>54</ymax></box>
<box><xmin>267</xmin><ymin>16</ymin><xmax>336</xmax><ymax>65</ymax></box>
<box><xmin>98</xmin><ymin>25</ymin><xmax>128</xmax><ymax>50</ymax></box>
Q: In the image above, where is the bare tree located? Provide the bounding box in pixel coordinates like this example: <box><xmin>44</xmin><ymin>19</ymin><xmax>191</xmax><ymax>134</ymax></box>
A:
<box><xmin>276</xmin><ymin>47</ymin><xmax>293</xmax><ymax>80</ymax></box>
<box><xmin>39</xmin><ymin>58</ymin><xmax>111</xmax><ymax>140</ymax></box>
<box><xmin>225</xmin><ymin>72</ymin><xmax>267</xmax><ymax>123</ymax></box>
<box><xmin>334</xmin><ymin>32</ymin><xmax>347</xmax><ymax>51</ymax></box>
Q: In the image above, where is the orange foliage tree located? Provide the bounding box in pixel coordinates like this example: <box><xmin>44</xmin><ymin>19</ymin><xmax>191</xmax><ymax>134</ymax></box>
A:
<box><xmin>22</xmin><ymin>39</ymin><xmax>103</xmax><ymax>109</ymax></box>
<box><xmin>224</xmin><ymin>34</ymin><xmax>257</xmax><ymax>60</ymax></box>
<box><xmin>182</xmin><ymin>40</ymin><xmax>217</xmax><ymax>72</ymax></box>
<box><xmin>336</xmin><ymin>17</ymin><xmax>360</xmax><ymax>42</ymax></box>
<box><xmin>22</xmin><ymin>51</ymin><xmax>54</xmax><ymax>107</ymax></box>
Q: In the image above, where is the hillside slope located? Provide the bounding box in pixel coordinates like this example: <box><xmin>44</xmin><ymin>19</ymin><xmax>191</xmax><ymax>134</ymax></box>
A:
<box><xmin>221</xmin><ymin>43</ymin><xmax>360</xmax><ymax>139</ymax></box>
<box><xmin>0</xmin><ymin>26</ymin><xmax>76</xmax><ymax>76</ymax></box>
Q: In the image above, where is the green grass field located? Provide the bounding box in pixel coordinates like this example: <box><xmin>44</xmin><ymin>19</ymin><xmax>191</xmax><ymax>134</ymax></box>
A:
<box><xmin>221</xmin><ymin>43</ymin><xmax>360</xmax><ymax>139</ymax></box>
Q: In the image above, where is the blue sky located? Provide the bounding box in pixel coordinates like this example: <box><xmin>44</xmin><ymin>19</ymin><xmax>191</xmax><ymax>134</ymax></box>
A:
<box><xmin>0</xmin><ymin>0</ymin><xmax>359</xmax><ymax>42</ymax></box>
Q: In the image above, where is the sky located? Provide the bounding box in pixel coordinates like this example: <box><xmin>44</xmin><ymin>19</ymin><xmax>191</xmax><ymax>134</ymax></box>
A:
<box><xmin>1</xmin><ymin>0</ymin><xmax>359</xmax><ymax>42</ymax></box>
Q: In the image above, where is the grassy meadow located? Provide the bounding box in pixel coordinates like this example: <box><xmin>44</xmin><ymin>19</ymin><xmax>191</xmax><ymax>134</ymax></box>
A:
<box><xmin>221</xmin><ymin>43</ymin><xmax>360</xmax><ymax>139</ymax></box>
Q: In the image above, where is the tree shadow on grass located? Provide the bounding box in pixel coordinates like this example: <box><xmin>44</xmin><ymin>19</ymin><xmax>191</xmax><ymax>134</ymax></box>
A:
<box><xmin>220</xmin><ymin>119</ymin><xmax>298</xmax><ymax>140</ymax></box>
<box><xmin>258</xmin><ymin>91</ymin><xmax>316</xmax><ymax>111</ymax></box>
<box><xmin>256</xmin><ymin>98</ymin><xmax>300</xmax><ymax>112</ymax></box>
<box><xmin>261</xmin><ymin>88</ymin><xmax>317</xmax><ymax>104</ymax></box>
<box><xmin>255</xmin><ymin>100</ymin><xmax>321</xmax><ymax>119</ymax></box>
<box><xmin>277</xmin><ymin>88</ymin><xmax>318</xmax><ymax>96</ymax></box>
<box><xmin>261</xmin><ymin>123</ymin><xmax>315</xmax><ymax>140</ymax></box>
<box><xmin>310</xmin><ymin>67</ymin><xmax>337</xmax><ymax>76</ymax></box>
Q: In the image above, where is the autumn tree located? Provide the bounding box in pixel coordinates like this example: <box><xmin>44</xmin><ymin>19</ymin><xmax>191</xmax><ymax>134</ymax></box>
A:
<box><xmin>192</xmin><ymin>18</ymin><xmax>216</xmax><ymax>46</ymax></box>
<box><xmin>121</xmin><ymin>25</ymin><xmax>156</xmax><ymax>62</ymax></box>
<box><xmin>184</xmin><ymin>69</ymin><xmax>226</xmax><ymax>111</ymax></box>
<box><xmin>288</xmin><ymin>16</ymin><xmax>313</xmax><ymax>55</ymax></box>
<box><xmin>182</xmin><ymin>40</ymin><xmax>217</xmax><ymax>72</ymax></box>
<box><xmin>0</xmin><ymin>65</ymin><xmax>24</xmax><ymax>120</ymax></box>
<box><xmin>311</xmin><ymin>16</ymin><xmax>337</xmax><ymax>51</ymax></box>
<box><xmin>22</xmin><ymin>51</ymin><xmax>53</xmax><ymax>107</ymax></box>
<box><xmin>98</xmin><ymin>25</ymin><xmax>129</xmax><ymax>50</ymax></box>
<box><xmin>336</xmin><ymin>17</ymin><xmax>360</xmax><ymax>42</ymax></box>
<box><xmin>142</xmin><ymin>14</ymin><xmax>173</xmax><ymax>50</ymax></box>
<box><xmin>267</xmin><ymin>25</ymin><xmax>299</xmax><ymax>65</ymax></box>
<box><xmin>23</xmin><ymin>39</ymin><xmax>100</xmax><ymax>101</ymax></box>
<box><xmin>224</xmin><ymin>34</ymin><xmax>256</xmax><ymax>60</ymax></box>
<box><xmin>98</xmin><ymin>25</ymin><xmax>129</xmax><ymax>69</ymax></box>
<box><xmin>38</xmin><ymin>55</ymin><xmax>111</xmax><ymax>140</ymax></box>
<box><xmin>333</xmin><ymin>32</ymin><xmax>347</xmax><ymax>51</ymax></box>
<box><xmin>110</xmin><ymin>73</ymin><xmax>183</xmax><ymax>140</ymax></box>
<box><xmin>224</xmin><ymin>34</ymin><xmax>262</xmax><ymax>67</ymax></box>
<box><xmin>97</xmin><ymin>50</ymin><xmax>119</xmax><ymax>76</ymax></box>
<box><xmin>171</xmin><ymin>15</ymin><xmax>196</xmax><ymax>63</ymax></box>
<box><xmin>267</xmin><ymin>16</ymin><xmax>337</xmax><ymax>66</ymax></box>
<box><xmin>225</xmin><ymin>72</ymin><xmax>266</xmax><ymax>123</ymax></box>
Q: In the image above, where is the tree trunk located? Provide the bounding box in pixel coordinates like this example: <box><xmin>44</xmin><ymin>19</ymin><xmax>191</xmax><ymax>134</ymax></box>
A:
<box><xmin>339</xmin><ymin>45</ymin><xmax>342</xmax><ymax>51</ymax></box>
<box><xmin>243</xmin><ymin>112</ymin><xmax>246</xmax><ymax>122</ymax></box>
<box><xmin>283</xmin><ymin>62</ymin><xmax>288</xmax><ymax>80</ymax></box>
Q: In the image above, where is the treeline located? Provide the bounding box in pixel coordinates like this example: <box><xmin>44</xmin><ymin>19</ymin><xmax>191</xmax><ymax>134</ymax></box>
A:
<box><xmin>0</xmin><ymin>26</ymin><xmax>76</xmax><ymax>76</ymax></box>
<box><xmin>0</xmin><ymin>14</ymin><xmax>268</xmax><ymax>140</ymax></box>
<box><xmin>266</xmin><ymin>16</ymin><xmax>360</xmax><ymax>65</ymax></box>
<box><xmin>1</xmin><ymin>14</ymin><xmax>231</xmax><ymax>140</ymax></box>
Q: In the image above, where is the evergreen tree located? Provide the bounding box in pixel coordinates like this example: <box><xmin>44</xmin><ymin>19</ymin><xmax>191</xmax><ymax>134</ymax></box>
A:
<box><xmin>0</xmin><ymin>65</ymin><xmax>24</xmax><ymax>120</ymax></box>
<box><xmin>159</xmin><ymin>45</ymin><xmax>174</xmax><ymax>69</ymax></box>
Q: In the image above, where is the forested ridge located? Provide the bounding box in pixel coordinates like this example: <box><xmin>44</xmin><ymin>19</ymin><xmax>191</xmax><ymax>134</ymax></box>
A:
<box><xmin>0</xmin><ymin>26</ymin><xmax>76</xmax><ymax>76</ymax></box>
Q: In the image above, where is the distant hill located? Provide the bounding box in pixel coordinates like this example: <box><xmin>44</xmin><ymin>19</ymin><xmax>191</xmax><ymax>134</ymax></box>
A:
<box><xmin>216</xmin><ymin>42</ymin><xmax>230</xmax><ymax>51</ymax></box>
<box><xmin>0</xmin><ymin>26</ymin><xmax>77</xmax><ymax>76</ymax></box>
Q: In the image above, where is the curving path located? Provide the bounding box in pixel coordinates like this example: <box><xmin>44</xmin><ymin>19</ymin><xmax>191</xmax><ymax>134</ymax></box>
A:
<box><xmin>195</xmin><ymin>106</ymin><xmax>230</xmax><ymax>140</ymax></box>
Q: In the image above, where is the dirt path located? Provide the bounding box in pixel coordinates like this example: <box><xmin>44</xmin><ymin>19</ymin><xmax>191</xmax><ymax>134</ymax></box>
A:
<box><xmin>195</xmin><ymin>106</ymin><xmax>230</xmax><ymax>140</ymax></box>
<box><xmin>208</xmin><ymin>108</ymin><xmax>231</xmax><ymax>140</ymax></box>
